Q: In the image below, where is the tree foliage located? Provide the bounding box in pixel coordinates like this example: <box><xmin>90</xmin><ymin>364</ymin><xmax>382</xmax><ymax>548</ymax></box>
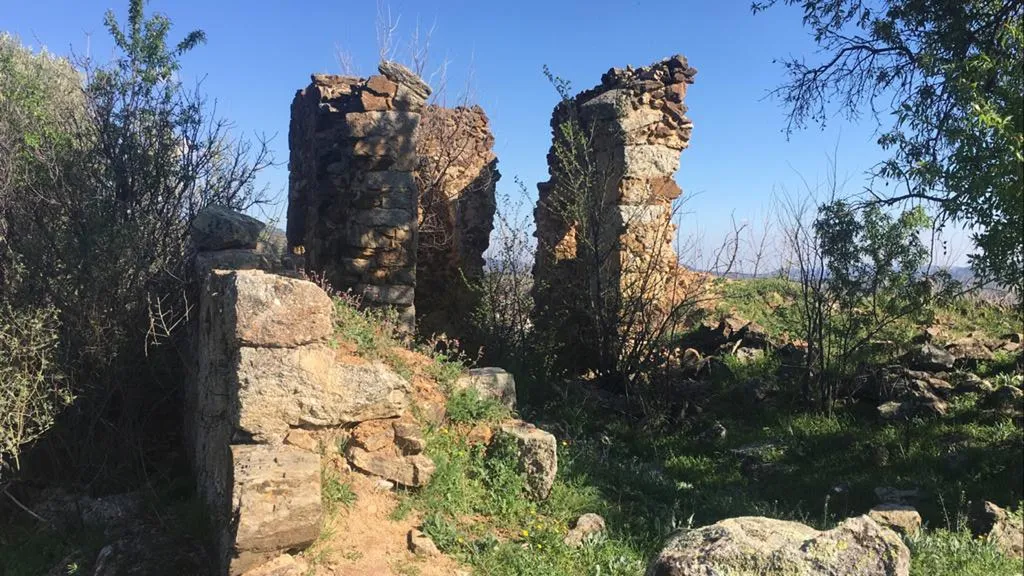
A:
<box><xmin>756</xmin><ymin>0</ymin><xmax>1024</xmax><ymax>299</ymax></box>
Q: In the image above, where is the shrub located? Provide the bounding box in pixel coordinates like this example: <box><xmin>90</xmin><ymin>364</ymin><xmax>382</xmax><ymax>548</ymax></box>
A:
<box><xmin>0</xmin><ymin>304</ymin><xmax>71</xmax><ymax>477</ymax></box>
<box><xmin>0</xmin><ymin>1</ymin><xmax>270</xmax><ymax>483</ymax></box>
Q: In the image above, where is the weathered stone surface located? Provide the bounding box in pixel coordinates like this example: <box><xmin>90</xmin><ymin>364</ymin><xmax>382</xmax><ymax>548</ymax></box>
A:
<box><xmin>646</xmin><ymin>515</ymin><xmax>910</xmax><ymax>576</ymax></box>
<box><xmin>394</xmin><ymin>421</ymin><xmax>427</xmax><ymax>455</ymax></box>
<box><xmin>415</xmin><ymin>104</ymin><xmax>500</xmax><ymax>337</ymax></box>
<box><xmin>874</xmin><ymin>486</ymin><xmax>921</xmax><ymax>505</ymax></box>
<box><xmin>236</xmin><ymin>346</ymin><xmax>411</xmax><ymax>443</ymax></box>
<box><xmin>228</xmin><ymin>444</ymin><xmax>322</xmax><ymax>575</ymax></box>
<box><xmin>220</xmin><ymin>270</ymin><xmax>334</xmax><ymax>348</ymax></box>
<box><xmin>283</xmin><ymin>428</ymin><xmax>320</xmax><ymax>453</ymax></box>
<box><xmin>945</xmin><ymin>337</ymin><xmax>994</xmax><ymax>363</ymax></box>
<box><xmin>346</xmin><ymin>445</ymin><xmax>435</xmax><ymax>487</ymax></box>
<box><xmin>378</xmin><ymin>61</ymin><xmax>432</xmax><ymax>99</ymax></box>
<box><xmin>970</xmin><ymin>500</ymin><xmax>1023</xmax><ymax>559</ymax></box>
<box><xmin>906</xmin><ymin>343</ymin><xmax>956</xmax><ymax>372</ymax></box>
<box><xmin>564</xmin><ymin>513</ymin><xmax>606</xmax><ymax>548</ymax></box>
<box><xmin>869</xmin><ymin>504</ymin><xmax>922</xmax><ymax>536</ymax></box>
<box><xmin>984</xmin><ymin>384</ymin><xmax>1024</xmax><ymax>415</ymax></box>
<box><xmin>195</xmin><ymin>249</ymin><xmax>274</xmax><ymax>276</ymax></box>
<box><xmin>289</xmin><ymin>71</ymin><xmax>426</xmax><ymax>333</ymax></box>
<box><xmin>455</xmin><ymin>367</ymin><xmax>517</xmax><ymax>410</ymax></box>
<box><xmin>498</xmin><ymin>420</ymin><xmax>558</xmax><ymax>500</ymax></box>
<box><xmin>350</xmin><ymin>419</ymin><xmax>397</xmax><ymax>452</ymax></box>
<box><xmin>408</xmin><ymin>529</ymin><xmax>442</xmax><ymax>557</ymax></box>
<box><xmin>193</xmin><ymin>205</ymin><xmax>266</xmax><ymax>251</ymax></box>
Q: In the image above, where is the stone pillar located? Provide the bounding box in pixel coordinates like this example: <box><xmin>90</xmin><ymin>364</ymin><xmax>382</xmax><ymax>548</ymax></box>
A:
<box><xmin>288</xmin><ymin>62</ymin><xmax>430</xmax><ymax>332</ymax></box>
<box><xmin>532</xmin><ymin>55</ymin><xmax>697</xmax><ymax>371</ymax></box>
<box><xmin>414</xmin><ymin>104</ymin><xmax>500</xmax><ymax>335</ymax></box>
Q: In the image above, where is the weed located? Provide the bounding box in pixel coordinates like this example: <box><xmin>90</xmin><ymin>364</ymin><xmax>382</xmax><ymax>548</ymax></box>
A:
<box><xmin>446</xmin><ymin>388</ymin><xmax>509</xmax><ymax>424</ymax></box>
<box><xmin>322</xmin><ymin>470</ymin><xmax>356</xmax><ymax>513</ymax></box>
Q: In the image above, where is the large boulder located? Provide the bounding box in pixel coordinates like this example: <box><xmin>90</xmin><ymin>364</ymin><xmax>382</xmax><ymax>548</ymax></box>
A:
<box><xmin>192</xmin><ymin>205</ymin><xmax>266</xmax><ymax>251</ymax></box>
<box><xmin>497</xmin><ymin>420</ymin><xmax>558</xmax><ymax>500</ymax></box>
<box><xmin>970</xmin><ymin>500</ymin><xmax>1024</xmax><ymax>559</ymax></box>
<box><xmin>646</xmin><ymin>515</ymin><xmax>910</xmax><ymax>576</ymax></box>
<box><xmin>455</xmin><ymin>367</ymin><xmax>517</xmax><ymax>410</ymax></box>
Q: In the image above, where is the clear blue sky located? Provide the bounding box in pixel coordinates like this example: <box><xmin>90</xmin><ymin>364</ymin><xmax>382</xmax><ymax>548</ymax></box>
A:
<box><xmin>0</xmin><ymin>0</ymin><xmax>972</xmax><ymax>268</ymax></box>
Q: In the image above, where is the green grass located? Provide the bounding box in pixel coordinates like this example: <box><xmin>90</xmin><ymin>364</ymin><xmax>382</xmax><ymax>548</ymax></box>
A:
<box><xmin>391</xmin><ymin>413</ymin><xmax>650</xmax><ymax>576</ymax></box>
<box><xmin>908</xmin><ymin>529</ymin><xmax>1022</xmax><ymax>576</ymax></box>
<box><xmin>322</xmin><ymin>469</ymin><xmax>357</xmax><ymax>513</ymax></box>
<box><xmin>331</xmin><ymin>295</ymin><xmax>412</xmax><ymax>377</ymax></box>
<box><xmin>935</xmin><ymin>297</ymin><xmax>1022</xmax><ymax>341</ymax></box>
<box><xmin>404</xmin><ymin>374</ymin><xmax>1022</xmax><ymax>576</ymax></box>
<box><xmin>445</xmin><ymin>387</ymin><xmax>510</xmax><ymax>424</ymax></box>
<box><xmin>344</xmin><ymin>282</ymin><xmax>1024</xmax><ymax>575</ymax></box>
<box><xmin>714</xmin><ymin>277</ymin><xmax>1022</xmax><ymax>348</ymax></box>
<box><xmin>714</xmin><ymin>276</ymin><xmax>804</xmax><ymax>339</ymax></box>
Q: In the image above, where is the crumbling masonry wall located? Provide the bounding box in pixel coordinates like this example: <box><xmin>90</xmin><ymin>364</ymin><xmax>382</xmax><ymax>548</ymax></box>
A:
<box><xmin>287</xmin><ymin>62</ymin><xmax>431</xmax><ymax>332</ymax></box>
<box><xmin>532</xmin><ymin>55</ymin><xmax>697</xmax><ymax>370</ymax></box>
<box><xmin>188</xmin><ymin>267</ymin><xmax>412</xmax><ymax>574</ymax></box>
<box><xmin>414</xmin><ymin>104</ymin><xmax>500</xmax><ymax>334</ymax></box>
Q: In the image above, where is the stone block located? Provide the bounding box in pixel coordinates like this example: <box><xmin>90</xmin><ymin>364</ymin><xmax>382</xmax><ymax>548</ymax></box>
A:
<box><xmin>455</xmin><ymin>368</ymin><xmax>517</xmax><ymax>410</ymax></box>
<box><xmin>192</xmin><ymin>205</ymin><xmax>266</xmax><ymax>251</ymax></box>
<box><xmin>226</xmin><ymin>444</ymin><xmax>322</xmax><ymax>575</ymax></box>
<box><xmin>211</xmin><ymin>270</ymin><xmax>334</xmax><ymax>348</ymax></box>
<box><xmin>346</xmin><ymin>446</ymin><xmax>436</xmax><ymax>487</ymax></box>
<box><xmin>235</xmin><ymin>346</ymin><xmax>411</xmax><ymax>443</ymax></box>
<box><xmin>498</xmin><ymin>420</ymin><xmax>557</xmax><ymax>500</ymax></box>
<box><xmin>646</xmin><ymin>515</ymin><xmax>909</xmax><ymax>576</ymax></box>
<box><xmin>378</xmin><ymin>61</ymin><xmax>431</xmax><ymax>99</ymax></box>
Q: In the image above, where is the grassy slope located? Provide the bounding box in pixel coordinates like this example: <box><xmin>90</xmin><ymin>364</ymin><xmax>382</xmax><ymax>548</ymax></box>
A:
<box><xmin>4</xmin><ymin>287</ymin><xmax>1020</xmax><ymax>576</ymax></box>
<box><xmin>391</xmin><ymin>279</ymin><xmax>1023</xmax><ymax>576</ymax></box>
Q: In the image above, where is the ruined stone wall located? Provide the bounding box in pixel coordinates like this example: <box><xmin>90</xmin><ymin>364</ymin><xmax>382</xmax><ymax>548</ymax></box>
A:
<box><xmin>188</xmin><ymin>267</ymin><xmax>412</xmax><ymax>574</ymax></box>
<box><xmin>532</xmin><ymin>55</ymin><xmax>697</xmax><ymax>370</ymax></box>
<box><xmin>414</xmin><ymin>104</ymin><xmax>499</xmax><ymax>334</ymax></box>
<box><xmin>287</xmin><ymin>62</ymin><xmax>431</xmax><ymax>332</ymax></box>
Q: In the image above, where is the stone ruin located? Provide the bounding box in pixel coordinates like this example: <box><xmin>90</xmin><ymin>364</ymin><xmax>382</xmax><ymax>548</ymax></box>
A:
<box><xmin>185</xmin><ymin>206</ymin><xmax>558</xmax><ymax>575</ymax></box>
<box><xmin>287</xmin><ymin>62</ymin><xmax>429</xmax><ymax>332</ymax></box>
<box><xmin>532</xmin><ymin>55</ymin><xmax>698</xmax><ymax>369</ymax></box>
<box><xmin>288</xmin><ymin>61</ymin><xmax>499</xmax><ymax>336</ymax></box>
<box><xmin>415</xmin><ymin>104</ymin><xmax>499</xmax><ymax>335</ymax></box>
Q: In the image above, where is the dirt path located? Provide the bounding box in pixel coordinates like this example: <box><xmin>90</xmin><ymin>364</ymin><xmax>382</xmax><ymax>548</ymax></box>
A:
<box><xmin>309</xmin><ymin>471</ymin><xmax>467</xmax><ymax>576</ymax></box>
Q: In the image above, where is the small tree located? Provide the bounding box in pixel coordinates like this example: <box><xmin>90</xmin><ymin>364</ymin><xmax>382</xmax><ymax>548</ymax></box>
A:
<box><xmin>782</xmin><ymin>192</ymin><xmax>948</xmax><ymax>413</ymax></box>
<box><xmin>0</xmin><ymin>305</ymin><xmax>72</xmax><ymax>479</ymax></box>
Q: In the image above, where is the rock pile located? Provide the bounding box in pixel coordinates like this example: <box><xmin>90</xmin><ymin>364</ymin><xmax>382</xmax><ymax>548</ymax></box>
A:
<box><xmin>287</xmin><ymin>62</ymin><xmax>430</xmax><ymax>332</ymax></box>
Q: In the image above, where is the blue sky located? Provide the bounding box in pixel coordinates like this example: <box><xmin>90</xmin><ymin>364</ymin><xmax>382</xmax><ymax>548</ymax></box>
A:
<box><xmin>0</xmin><ymin>0</ymin><xmax>973</xmax><ymax>268</ymax></box>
